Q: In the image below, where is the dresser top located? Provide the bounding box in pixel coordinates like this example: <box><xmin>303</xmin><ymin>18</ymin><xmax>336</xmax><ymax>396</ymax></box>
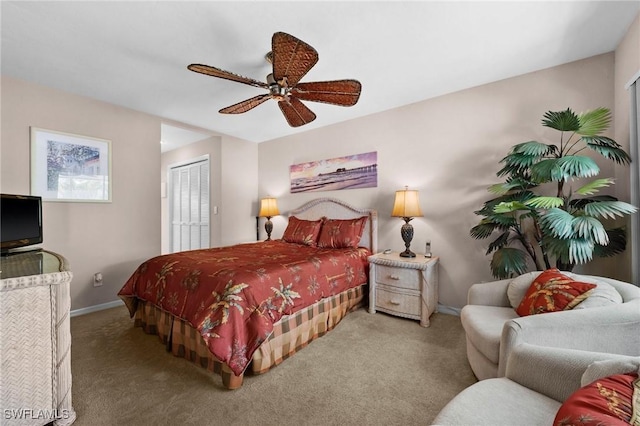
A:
<box><xmin>0</xmin><ymin>249</ymin><xmax>69</xmax><ymax>280</ymax></box>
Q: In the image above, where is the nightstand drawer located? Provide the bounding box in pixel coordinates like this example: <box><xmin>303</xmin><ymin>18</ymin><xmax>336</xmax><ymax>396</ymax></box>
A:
<box><xmin>374</xmin><ymin>265</ymin><xmax>420</xmax><ymax>291</ymax></box>
<box><xmin>375</xmin><ymin>287</ymin><xmax>420</xmax><ymax>316</ymax></box>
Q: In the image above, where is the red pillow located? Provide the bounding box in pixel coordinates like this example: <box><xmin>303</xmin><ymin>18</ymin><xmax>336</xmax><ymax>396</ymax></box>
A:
<box><xmin>316</xmin><ymin>216</ymin><xmax>367</xmax><ymax>249</ymax></box>
<box><xmin>515</xmin><ymin>268</ymin><xmax>596</xmax><ymax>316</ymax></box>
<box><xmin>282</xmin><ymin>216</ymin><xmax>323</xmax><ymax>246</ymax></box>
<box><xmin>554</xmin><ymin>373</ymin><xmax>638</xmax><ymax>426</ymax></box>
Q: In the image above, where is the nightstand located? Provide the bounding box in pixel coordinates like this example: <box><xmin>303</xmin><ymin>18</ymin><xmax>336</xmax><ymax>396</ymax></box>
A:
<box><xmin>368</xmin><ymin>252</ymin><xmax>439</xmax><ymax>327</ymax></box>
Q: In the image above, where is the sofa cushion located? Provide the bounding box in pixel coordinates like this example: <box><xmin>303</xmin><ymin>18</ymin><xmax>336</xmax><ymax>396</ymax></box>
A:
<box><xmin>581</xmin><ymin>357</ymin><xmax>640</xmax><ymax>387</ymax></box>
<box><xmin>564</xmin><ymin>273</ymin><xmax>624</xmax><ymax>310</ymax></box>
<box><xmin>432</xmin><ymin>377</ymin><xmax>561</xmax><ymax>426</ymax></box>
<box><xmin>461</xmin><ymin>305</ymin><xmax>518</xmax><ymax>364</ymax></box>
<box><xmin>554</xmin><ymin>373</ymin><xmax>638</xmax><ymax>426</ymax></box>
<box><xmin>507</xmin><ymin>270</ymin><xmax>623</xmax><ymax>309</ymax></box>
<box><xmin>515</xmin><ymin>269</ymin><xmax>596</xmax><ymax>316</ymax></box>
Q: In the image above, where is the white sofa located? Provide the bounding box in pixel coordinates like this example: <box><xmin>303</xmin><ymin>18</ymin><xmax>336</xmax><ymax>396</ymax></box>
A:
<box><xmin>433</xmin><ymin>343</ymin><xmax>640</xmax><ymax>425</ymax></box>
<box><xmin>460</xmin><ymin>273</ymin><xmax>640</xmax><ymax>380</ymax></box>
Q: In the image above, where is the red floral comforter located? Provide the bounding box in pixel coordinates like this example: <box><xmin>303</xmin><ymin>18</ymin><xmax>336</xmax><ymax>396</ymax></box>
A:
<box><xmin>118</xmin><ymin>240</ymin><xmax>370</xmax><ymax>376</ymax></box>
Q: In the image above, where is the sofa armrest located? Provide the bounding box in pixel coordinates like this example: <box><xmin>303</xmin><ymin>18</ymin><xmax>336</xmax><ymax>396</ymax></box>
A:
<box><xmin>505</xmin><ymin>343</ymin><xmax>639</xmax><ymax>403</ymax></box>
<box><xmin>467</xmin><ymin>278</ymin><xmax>512</xmax><ymax>306</ymax></box>
<box><xmin>498</xmin><ymin>299</ymin><xmax>640</xmax><ymax>377</ymax></box>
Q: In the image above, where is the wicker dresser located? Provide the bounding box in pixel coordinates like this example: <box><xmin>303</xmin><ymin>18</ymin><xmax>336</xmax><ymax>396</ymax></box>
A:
<box><xmin>0</xmin><ymin>250</ymin><xmax>76</xmax><ymax>425</ymax></box>
<box><xmin>368</xmin><ymin>252</ymin><xmax>439</xmax><ymax>327</ymax></box>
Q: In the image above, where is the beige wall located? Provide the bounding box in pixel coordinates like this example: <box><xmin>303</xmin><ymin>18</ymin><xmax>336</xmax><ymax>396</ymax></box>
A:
<box><xmin>1</xmin><ymin>77</ymin><xmax>259</xmax><ymax>311</ymax></box>
<box><xmin>1</xmin><ymin>76</ymin><xmax>161</xmax><ymax>311</ymax></box>
<box><xmin>258</xmin><ymin>53</ymin><xmax>620</xmax><ymax>309</ymax></box>
<box><xmin>220</xmin><ymin>135</ymin><xmax>259</xmax><ymax>246</ymax></box>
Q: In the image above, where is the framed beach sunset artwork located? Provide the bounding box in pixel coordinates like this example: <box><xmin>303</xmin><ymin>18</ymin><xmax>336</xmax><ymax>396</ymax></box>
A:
<box><xmin>290</xmin><ymin>151</ymin><xmax>377</xmax><ymax>193</ymax></box>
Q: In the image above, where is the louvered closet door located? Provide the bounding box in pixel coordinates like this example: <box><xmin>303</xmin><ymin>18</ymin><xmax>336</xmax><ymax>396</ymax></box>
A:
<box><xmin>170</xmin><ymin>159</ymin><xmax>210</xmax><ymax>253</ymax></box>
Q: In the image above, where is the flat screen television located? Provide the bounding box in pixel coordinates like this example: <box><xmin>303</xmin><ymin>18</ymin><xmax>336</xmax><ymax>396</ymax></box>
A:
<box><xmin>1</xmin><ymin>193</ymin><xmax>43</xmax><ymax>254</ymax></box>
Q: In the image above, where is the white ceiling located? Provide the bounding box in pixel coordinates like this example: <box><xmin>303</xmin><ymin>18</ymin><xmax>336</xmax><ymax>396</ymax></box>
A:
<box><xmin>2</xmin><ymin>1</ymin><xmax>639</xmax><ymax>147</ymax></box>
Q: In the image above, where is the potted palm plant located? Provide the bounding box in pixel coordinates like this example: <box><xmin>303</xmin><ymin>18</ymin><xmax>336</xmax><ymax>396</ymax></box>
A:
<box><xmin>471</xmin><ymin>107</ymin><xmax>637</xmax><ymax>279</ymax></box>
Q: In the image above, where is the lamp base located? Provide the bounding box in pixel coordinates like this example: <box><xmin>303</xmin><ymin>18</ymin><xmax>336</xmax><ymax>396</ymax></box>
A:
<box><xmin>399</xmin><ymin>249</ymin><xmax>416</xmax><ymax>258</ymax></box>
<box><xmin>264</xmin><ymin>217</ymin><xmax>273</xmax><ymax>241</ymax></box>
<box><xmin>399</xmin><ymin>219</ymin><xmax>415</xmax><ymax>258</ymax></box>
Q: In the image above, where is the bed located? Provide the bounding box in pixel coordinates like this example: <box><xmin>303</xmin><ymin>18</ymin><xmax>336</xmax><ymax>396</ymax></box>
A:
<box><xmin>118</xmin><ymin>198</ymin><xmax>378</xmax><ymax>389</ymax></box>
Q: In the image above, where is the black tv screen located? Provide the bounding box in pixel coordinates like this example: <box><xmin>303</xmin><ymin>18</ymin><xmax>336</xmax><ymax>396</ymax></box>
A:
<box><xmin>1</xmin><ymin>194</ymin><xmax>43</xmax><ymax>252</ymax></box>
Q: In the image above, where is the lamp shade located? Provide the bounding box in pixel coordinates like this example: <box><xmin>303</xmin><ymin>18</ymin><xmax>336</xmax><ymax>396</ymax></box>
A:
<box><xmin>391</xmin><ymin>187</ymin><xmax>423</xmax><ymax>218</ymax></box>
<box><xmin>259</xmin><ymin>197</ymin><xmax>280</xmax><ymax>217</ymax></box>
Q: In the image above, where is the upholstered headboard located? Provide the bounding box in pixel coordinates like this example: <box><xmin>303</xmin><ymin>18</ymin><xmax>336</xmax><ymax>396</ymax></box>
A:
<box><xmin>289</xmin><ymin>198</ymin><xmax>378</xmax><ymax>253</ymax></box>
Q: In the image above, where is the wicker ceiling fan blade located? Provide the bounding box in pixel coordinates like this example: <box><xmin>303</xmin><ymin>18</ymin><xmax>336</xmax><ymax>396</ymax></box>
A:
<box><xmin>271</xmin><ymin>32</ymin><xmax>318</xmax><ymax>87</ymax></box>
<box><xmin>188</xmin><ymin>64</ymin><xmax>268</xmax><ymax>89</ymax></box>
<box><xmin>291</xmin><ymin>80</ymin><xmax>362</xmax><ymax>106</ymax></box>
<box><xmin>219</xmin><ymin>94</ymin><xmax>272</xmax><ymax>114</ymax></box>
<box><xmin>278</xmin><ymin>97</ymin><xmax>316</xmax><ymax>127</ymax></box>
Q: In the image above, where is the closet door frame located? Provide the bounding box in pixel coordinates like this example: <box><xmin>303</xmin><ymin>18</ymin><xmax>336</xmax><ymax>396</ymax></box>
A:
<box><xmin>168</xmin><ymin>154</ymin><xmax>210</xmax><ymax>253</ymax></box>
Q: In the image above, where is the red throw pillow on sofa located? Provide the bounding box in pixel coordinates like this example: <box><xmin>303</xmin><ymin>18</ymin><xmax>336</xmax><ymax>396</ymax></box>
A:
<box><xmin>515</xmin><ymin>268</ymin><xmax>596</xmax><ymax>317</ymax></box>
<box><xmin>554</xmin><ymin>373</ymin><xmax>638</xmax><ymax>426</ymax></box>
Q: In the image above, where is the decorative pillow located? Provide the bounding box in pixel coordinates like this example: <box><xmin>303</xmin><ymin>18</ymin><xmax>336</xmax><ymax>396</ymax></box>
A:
<box><xmin>508</xmin><ymin>271</ymin><xmax>623</xmax><ymax>310</ymax></box>
<box><xmin>282</xmin><ymin>216</ymin><xmax>323</xmax><ymax>246</ymax></box>
<box><xmin>316</xmin><ymin>216</ymin><xmax>367</xmax><ymax>249</ymax></box>
<box><xmin>563</xmin><ymin>273</ymin><xmax>623</xmax><ymax>310</ymax></box>
<box><xmin>507</xmin><ymin>271</ymin><xmax>543</xmax><ymax>308</ymax></box>
<box><xmin>515</xmin><ymin>268</ymin><xmax>596</xmax><ymax>316</ymax></box>
<box><xmin>554</xmin><ymin>373</ymin><xmax>639</xmax><ymax>426</ymax></box>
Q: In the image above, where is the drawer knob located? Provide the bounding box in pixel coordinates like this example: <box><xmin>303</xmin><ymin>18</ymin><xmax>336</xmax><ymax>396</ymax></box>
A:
<box><xmin>389</xmin><ymin>300</ymin><xmax>401</xmax><ymax>305</ymax></box>
<box><xmin>388</xmin><ymin>274</ymin><xmax>400</xmax><ymax>280</ymax></box>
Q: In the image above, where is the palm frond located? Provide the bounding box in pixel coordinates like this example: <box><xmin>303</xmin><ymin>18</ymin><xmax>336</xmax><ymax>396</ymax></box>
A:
<box><xmin>512</xmin><ymin>141</ymin><xmax>558</xmax><ymax>157</ymax></box>
<box><xmin>490</xmin><ymin>247</ymin><xmax>529</xmax><ymax>279</ymax></box>
<box><xmin>542</xmin><ymin>108</ymin><xmax>580</xmax><ymax>132</ymax></box>
<box><xmin>568</xmin><ymin>238</ymin><xmax>594</xmax><ymax>264</ymax></box>
<box><xmin>583</xmin><ymin>201</ymin><xmax>638</xmax><ymax>219</ymax></box>
<box><xmin>584</xmin><ymin>136</ymin><xmax>632</xmax><ymax>165</ymax></box>
<box><xmin>486</xmin><ymin>231</ymin><xmax>511</xmax><ymax>255</ymax></box>
<box><xmin>493</xmin><ymin>201</ymin><xmax>529</xmax><ymax>214</ymax></box>
<box><xmin>487</xmin><ymin>178</ymin><xmax>536</xmax><ymax>195</ymax></box>
<box><xmin>487</xmin><ymin>214</ymin><xmax>518</xmax><ymax>228</ymax></box>
<box><xmin>530</xmin><ymin>158</ymin><xmax>563</xmax><ymax>182</ymax></box>
<box><xmin>572</xmin><ymin>216</ymin><xmax>608</xmax><ymax>245</ymax></box>
<box><xmin>577</xmin><ymin>108</ymin><xmax>611</xmax><ymax>136</ymax></box>
<box><xmin>575</xmin><ymin>178</ymin><xmax>614</xmax><ymax>196</ymax></box>
<box><xmin>470</xmin><ymin>221</ymin><xmax>501</xmax><ymax>239</ymax></box>
<box><xmin>539</xmin><ymin>208</ymin><xmax>575</xmax><ymax>239</ymax></box>
<box><xmin>593</xmin><ymin>227</ymin><xmax>627</xmax><ymax>257</ymax></box>
<box><xmin>500</xmin><ymin>152</ymin><xmax>539</xmax><ymax>166</ymax></box>
<box><xmin>525</xmin><ymin>196</ymin><xmax>564</xmax><ymax>209</ymax></box>
<box><xmin>569</xmin><ymin>195</ymin><xmax>618</xmax><ymax>210</ymax></box>
<box><xmin>556</xmin><ymin>155</ymin><xmax>600</xmax><ymax>179</ymax></box>
<box><xmin>541</xmin><ymin>235</ymin><xmax>571</xmax><ymax>264</ymax></box>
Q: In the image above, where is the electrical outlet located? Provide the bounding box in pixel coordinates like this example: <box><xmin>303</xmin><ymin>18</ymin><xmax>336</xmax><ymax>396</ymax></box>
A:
<box><xmin>93</xmin><ymin>272</ymin><xmax>103</xmax><ymax>287</ymax></box>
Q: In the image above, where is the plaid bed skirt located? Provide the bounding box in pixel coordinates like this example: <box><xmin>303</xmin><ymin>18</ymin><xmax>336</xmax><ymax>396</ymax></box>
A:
<box><xmin>133</xmin><ymin>284</ymin><xmax>365</xmax><ymax>389</ymax></box>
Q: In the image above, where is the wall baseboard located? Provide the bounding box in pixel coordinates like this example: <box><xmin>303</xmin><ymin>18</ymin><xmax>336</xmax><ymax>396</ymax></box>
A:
<box><xmin>437</xmin><ymin>303</ymin><xmax>461</xmax><ymax>316</ymax></box>
<box><xmin>70</xmin><ymin>299</ymin><xmax>124</xmax><ymax>317</ymax></box>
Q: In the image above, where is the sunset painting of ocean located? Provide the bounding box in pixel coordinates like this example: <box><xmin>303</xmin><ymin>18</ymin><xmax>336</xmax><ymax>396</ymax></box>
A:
<box><xmin>290</xmin><ymin>151</ymin><xmax>378</xmax><ymax>193</ymax></box>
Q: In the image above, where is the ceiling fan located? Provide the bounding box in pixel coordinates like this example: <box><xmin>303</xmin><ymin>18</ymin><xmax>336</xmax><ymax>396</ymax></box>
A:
<box><xmin>187</xmin><ymin>32</ymin><xmax>362</xmax><ymax>128</ymax></box>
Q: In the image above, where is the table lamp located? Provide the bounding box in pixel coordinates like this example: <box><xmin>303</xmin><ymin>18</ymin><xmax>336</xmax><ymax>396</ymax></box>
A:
<box><xmin>391</xmin><ymin>186</ymin><xmax>423</xmax><ymax>257</ymax></box>
<box><xmin>258</xmin><ymin>197</ymin><xmax>280</xmax><ymax>240</ymax></box>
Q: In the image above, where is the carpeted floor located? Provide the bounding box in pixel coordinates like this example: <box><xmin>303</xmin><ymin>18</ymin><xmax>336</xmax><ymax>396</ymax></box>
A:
<box><xmin>70</xmin><ymin>306</ymin><xmax>476</xmax><ymax>425</ymax></box>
